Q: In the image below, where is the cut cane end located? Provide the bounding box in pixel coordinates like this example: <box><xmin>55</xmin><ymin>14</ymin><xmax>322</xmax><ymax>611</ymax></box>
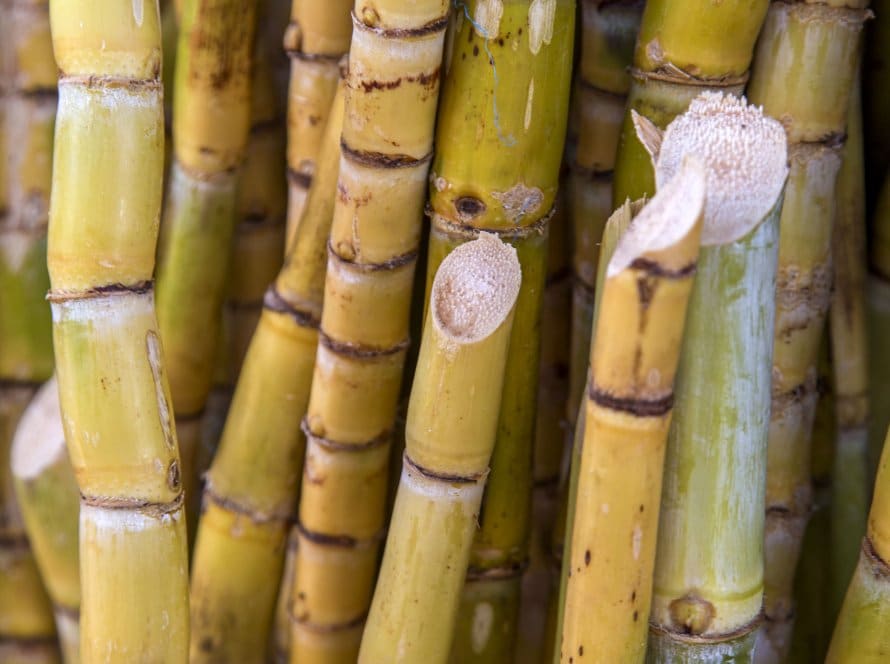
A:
<box><xmin>656</xmin><ymin>91</ymin><xmax>788</xmax><ymax>246</ymax></box>
<box><xmin>432</xmin><ymin>232</ymin><xmax>521</xmax><ymax>344</ymax></box>
<box><xmin>11</xmin><ymin>376</ymin><xmax>67</xmax><ymax>480</ymax></box>
<box><xmin>608</xmin><ymin>156</ymin><xmax>705</xmax><ymax>278</ymax></box>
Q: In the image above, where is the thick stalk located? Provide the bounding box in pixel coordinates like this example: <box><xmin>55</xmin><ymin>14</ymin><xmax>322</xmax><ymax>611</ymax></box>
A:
<box><xmin>189</xmin><ymin>84</ymin><xmax>345</xmax><ymax>663</ymax></box>
<box><xmin>287</xmin><ymin>0</ymin><xmax>449</xmax><ymax>658</ymax></box>
<box><xmin>746</xmin><ymin>4</ymin><xmax>869</xmax><ymax>658</ymax></box>
<box><xmin>154</xmin><ymin>0</ymin><xmax>257</xmax><ymax>530</ymax></box>
<box><xmin>829</xmin><ymin>75</ymin><xmax>869</xmax><ymax>615</ymax></box>
<box><xmin>561</xmin><ymin>159</ymin><xmax>705</xmax><ymax>663</ymax></box>
<box><xmin>358</xmin><ymin>234</ymin><xmax>521</xmax><ymax>663</ymax></box>
<box><xmin>0</xmin><ymin>0</ymin><xmax>58</xmax><ymax>659</ymax></box>
<box><xmin>551</xmin><ymin>201</ymin><xmax>637</xmax><ymax>664</ymax></box>
<box><xmin>611</xmin><ymin>0</ymin><xmax>768</xmax><ymax>205</ymax></box>
<box><xmin>12</xmin><ymin>379</ymin><xmax>80</xmax><ymax>663</ymax></box>
<box><xmin>641</xmin><ymin>93</ymin><xmax>788</xmax><ymax>662</ymax></box>
<box><xmin>282</xmin><ymin>0</ymin><xmax>352</xmax><ymax>245</ymax></box>
<box><xmin>421</xmin><ymin>2</ymin><xmax>574</xmax><ymax>660</ymax></box>
<box><xmin>47</xmin><ymin>1</ymin><xmax>189</xmax><ymax>660</ymax></box>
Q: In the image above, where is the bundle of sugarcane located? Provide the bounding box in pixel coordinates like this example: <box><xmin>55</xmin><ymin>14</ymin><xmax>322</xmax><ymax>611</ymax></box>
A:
<box><xmin>639</xmin><ymin>92</ymin><xmax>789</xmax><ymax>661</ymax></box>
<box><xmin>0</xmin><ymin>0</ymin><xmax>59</xmax><ymax>660</ymax></box>
<box><xmin>47</xmin><ymin>0</ymin><xmax>190</xmax><ymax>659</ymax></box>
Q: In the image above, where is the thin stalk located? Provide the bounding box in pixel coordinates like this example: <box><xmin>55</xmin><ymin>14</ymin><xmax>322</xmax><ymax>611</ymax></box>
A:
<box><xmin>188</xmin><ymin>84</ymin><xmax>345</xmax><ymax>663</ymax></box>
<box><xmin>47</xmin><ymin>1</ymin><xmax>189</xmax><ymax>659</ymax></box>
<box><xmin>153</xmin><ymin>0</ymin><xmax>258</xmax><ymax>533</ymax></box>
<box><xmin>829</xmin><ymin>74</ymin><xmax>870</xmax><ymax>616</ymax></box>
<box><xmin>0</xmin><ymin>0</ymin><xmax>58</xmax><ymax>659</ymax></box>
<box><xmin>358</xmin><ymin>234</ymin><xmax>521</xmax><ymax>663</ymax></box>
<box><xmin>287</xmin><ymin>0</ymin><xmax>449</xmax><ymax>658</ymax></box>
<box><xmin>422</xmin><ymin>2</ymin><xmax>574</xmax><ymax>659</ymax></box>
<box><xmin>282</xmin><ymin>0</ymin><xmax>352</xmax><ymax>246</ymax></box>
<box><xmin>746</xmin><ymin>4</ymin><xmax>869</xmax><ymax>658</ymax></box>
<box><xmin>639</xmin><ymin>92</ymin><xmax>788</xmax><ymax>662</ymax></box>
<box><xmin>868</xmin><ymin>173</ymin><xmax>890</xmax><ymax>479</ymax></box>
<box><xmin>787</xmin><ymin>346</ymin><xmax>834</xmax><ymax>664</ymax></box>
<box><xmin>12</xmin><ymin>378</ymin><xmax>80</xmax><ymax>663</ymax></box>
<box><xmin>561</xmin><ymin>158</ymin><xmax>705</xmax><ymax>663</ymax></box>
<box><xmin>611</xmin><ymin>0</ymin><xmax>768</xmax><ymax>205</ymax></box>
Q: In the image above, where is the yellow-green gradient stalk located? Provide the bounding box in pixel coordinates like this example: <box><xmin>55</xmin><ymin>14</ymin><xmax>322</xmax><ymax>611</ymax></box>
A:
<box><xmin>47</xmin><ymin>1</ymin><xmax>189</xmax><ymax>659</ymax></box>
<box><xmin>358</xmin><ymin>234</ymin><xmax>521</xmax><ymax>664</ymax></box>
<box><xmin>189</xmin><ymin>83</ymin><xmax>345</xmax><ymax>664</ymax></box>
<box><xmin>746</xmin><ymin>4</ymin><xmax>870</xmax><ymax>658</ymax></box>
<box><xmin>639</xmin><ymin>92</ymin><xmax>788</xmax><ymax>662</ymax></box>
<box><xmin>12</xmin><ymin>379</ymin><xmax>80</xmax><ymax>663</ymax></box>
<box><xmin>561</xmin><ymin>158</ymin><xmax>705</xmax><ymax>663</ymax></box>
<box><xmin>282</xmin><ymin>0</ymin><xmax>352</xmax><ymax>246</ymax></box>
<box><xmin>611</xmin><ymin>0</ymin><xmax>768</xmax><ymax>205</ymax></box>
<box><xmin>0</xmin><ymin>0</ymin><xmax>59</xmax><ymax>659</ymax></box>
<box><xmin>287</xmin><ymin>0</ymin><xmax>449</xmax><ymax>658</ymax></box>
<box><xmin>154</xmin><ymin>0</ymin><xmax>258</xmax><ymax>528</ymax></box>
<box><xmin>424</xmin><ymin>2</ymin><xmax>574</xmax><ymax>659</ymax></box>
<box><xmin>829</xmin><ymin>75</ymin><xmax>870</xmax><ymax>615</ymax></box>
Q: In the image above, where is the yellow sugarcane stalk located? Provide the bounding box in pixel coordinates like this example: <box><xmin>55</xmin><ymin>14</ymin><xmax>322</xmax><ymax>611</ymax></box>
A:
<box><xmin>12</xmin><ymin>378</ymin><xmax>80</xmax><ymax>663</ymax></box>
<box><xmin>745</xmin><ymin>3</ymin><xmax>870</xmax><ymax>658</ymax></box>
<box><xmin>282</xmin><ymin>0</ymin><xmax>352</xmax><ymax>246</ymax></box>
<box><xmin>189</xmin><ymin>82</ymin><xmax>345</xmax><ymax>663</ymax></box>
<box><xmin>0</xmin><ymin>0</ymin><xmax>59</xmax><ymax>660</ymax></box>
<box><xmin>611</xmin><ymin>0</ymin><xmax>768</xmax><ymax>205</ymax></box>
<box><xmin>47</xmin><ymin>1</ymin><xmax>189</xmax><ymax>660</ymax></box>
<box><xmin>560</xmin><ymin>157</ymin><xmax>705</xmax><ymax>663</ymax></box>
<box><xmin>637</xmin><ymin>92</ymin><xmax>789</xmax><ymax>662</ymax></box>
<box><xmin>358</xmin><ymin>233</ymin><xmax>521</xmax><ymax>663</ymax></box>
<box><xmin>288</xmin><ymin>0</ymin><xmax>449</xmax><ymax>659</ymax></box>
<box><xmin>154</xmin><ymin>0</ymin><xmax>258</xmax><ymax>531</ymax></box>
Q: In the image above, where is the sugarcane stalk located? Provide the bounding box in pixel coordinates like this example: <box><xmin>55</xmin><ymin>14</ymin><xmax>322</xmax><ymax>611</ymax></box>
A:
<box><xmin>611</xmin><ymin>0</ymin><xmax>768</xmax><ymax>206</ymax></box>
<box><xmin>287</xmin><ymin>0</ymin><xmax>449</xmax><ymax>658</ymax></box>
<box><xmin>0</xmin><ymin>0</ymin><xmax>59</xmax><ymax>660</ymax></box>
<box><xmin>282</xmin><ymin>0</ymin><xmax>352</xmax><ymax>246</ymax></box>
<box><xmin>11</xmin><ymin>378</ymin><xmax>80</xmax><ymax>663</ymax></box>
<box><xmin>869</xmin><ymin>173</ymin><xmax>890</xmax><ymax>478</ymax></box>
<box><xmin>188</xmin><ymin>82</ymin><xmax>345</xmax><ymax>663</ymax></box>
<box><xmin>829</xmin><ymin>74</ymin><xmax>870</xmax><ymax>615</ymax></box>
<box><xmin>745</xmin><ymin>4</ymin><xmax>870</xmax><ymax>658</ymax></box>
<box><xmin>639</xmin><ymin>92</ymin><xmax>788</xmax><ymax>662</ymax></box>
<box><xmin>358</xmin><ymin>234</ymin><xmax>521</xmax><ymax>663</ymax></box>
<box><xmin>153</xmin><ymin>0</ymin><xmax>258</xmax><ymax>533</ymax></box>
<box><xmin>419</xmin><ymin>2</ymin><xmax>574</xmax><ymax>659</ymax></box>
<box><xmin>787</xmin><ymin>342</ymin><xmax>833</xmax><ymax>663</ymax></box>
<box><xmin>561</xmin><ymin>157</ymin><xmax>706</xmax><ymax>663</ymax></box>
<box><xmin>519</xmin><ymin>198</ymin><xmax>570</xmax><ymax>664</ymax></box>
<box><xmin>47</xmin><ymin>1</ymin><xmax>189</xmax><ymax>659</ymax></box>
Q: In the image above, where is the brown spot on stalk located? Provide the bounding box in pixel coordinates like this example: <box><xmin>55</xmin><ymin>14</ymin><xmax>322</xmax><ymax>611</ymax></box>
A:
<box><xmin>455</xmin><ymin>196</ymin><xmax>486</xmax><ymax>220</ymax></box>
<box><xmin>584</xmin><ymin>550</ymin><xmax>591</xmax><ymax>566</ymax></box>
<box><xmin>669</xmin><ymin>593</ymin><xmax>716</xmax><ymax>635</ymax></box>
